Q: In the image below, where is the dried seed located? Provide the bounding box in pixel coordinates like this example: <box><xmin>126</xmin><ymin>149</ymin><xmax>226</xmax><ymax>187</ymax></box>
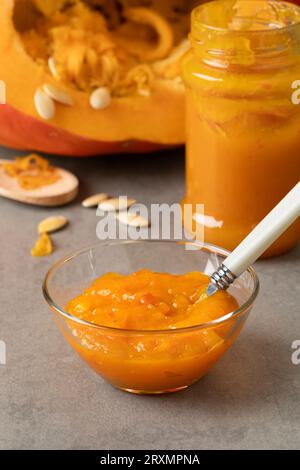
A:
<box><xmin>38</xmin><ymin>216</ymin><xmax>68</xmax><ymax>234</ymax></box>
<box><xmin>117</xmin><ymin>212</ymin><xmax>149</xmax><ymax>228</ymax></box>
<box><xmin>43</xmin><ymin>84</ymin><xmax>73</xmax><ymax>106</ymax></box>
<box><xmin>99</xmin><ymin>197</ymin><xmax>136</xmax><ymax>213</ymax></box>
<box><xmin>34</xmin><ymin>89</ymin><xmax>55</xmax><ymax>120</ymax></box>
<box><xmin>48</xmin><ymin>57</ymin><xmax>60</xmax><ymax>80</ymax></box>
<box><xmin>90</xmin><ymin>87</ymin><xmax>111</xmax><ymax>110</ymax></box>
<box><xmin>82</xmin><ymin>193</ymin><xmax>109</xmax><ymax>208</ymax></box>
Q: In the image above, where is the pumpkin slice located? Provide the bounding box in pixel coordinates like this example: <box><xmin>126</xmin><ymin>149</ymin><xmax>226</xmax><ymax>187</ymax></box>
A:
<box><xmin>0</xmin><ymin>0</ymin><xmax>199</xmax><ymax>156</ymax></box>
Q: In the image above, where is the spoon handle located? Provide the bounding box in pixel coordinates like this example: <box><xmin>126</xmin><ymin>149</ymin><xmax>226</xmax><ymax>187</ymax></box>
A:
<box><xmin>225</xmin><ymin>182</ymin><xmax>300</xmax><ymax>277</ymax></box>
<box><xmin>208</xmin><ymin>182</ymin><xmax>300</xmax><ymax>293</ymax></box>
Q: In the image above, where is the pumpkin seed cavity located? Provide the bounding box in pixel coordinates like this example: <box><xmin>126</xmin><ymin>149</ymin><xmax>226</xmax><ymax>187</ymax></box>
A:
<box><xmin>18</xmin><ymin>0</ymin><xmax>195</xmax><ymax>113</ymax></box>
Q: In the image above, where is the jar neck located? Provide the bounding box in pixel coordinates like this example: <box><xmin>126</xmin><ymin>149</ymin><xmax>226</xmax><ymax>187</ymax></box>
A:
<box><xmin>190</xmin><ymin>0</ymin><xmax>300</xmax><ymax>71</ymax></box>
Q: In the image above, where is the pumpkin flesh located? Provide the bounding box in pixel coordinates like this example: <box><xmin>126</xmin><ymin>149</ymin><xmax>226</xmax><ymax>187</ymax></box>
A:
<box><xmin>0</xmin><ymin>0</ymin><xmax>198</xmax><ymax>155</ymax></box>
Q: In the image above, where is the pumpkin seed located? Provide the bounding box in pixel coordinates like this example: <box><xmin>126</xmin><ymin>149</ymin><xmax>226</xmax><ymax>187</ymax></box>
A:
<box><xmin>34</xmin><ymin>89</ymin><xmax>56</xmax><ymax>120</ymax></box>
<box><xmin>117</xmin><ymin>212</ymin><xmax>149</xmax><ymax>228</ymax></box>
<box><xmin>38</xmin><ymin>216</ymin><xmax>68</xmax><ymax>234</ymax></box>
<box><xmin>90</xmin><ymin>87</ymin><xmax>111</xmax><ymax>110</ymax></box>
<box><xmin>48</xmin><ymin>57</ymin><xmax>60</xmax><ymax>80</ymax></box>
<box><xmin>43</xmin><ymin>84</ymin><xmax>73</xmax><ymax>106</ymax></box>
<box><xmin>98</xmin><ymin>197</ymin><xmax>136</xmax><ymax>213</ymax></box>
<box><xmin>82</xmin><ymin>193</ymin><xmax>108</xmax><ymax>208</ymax></box>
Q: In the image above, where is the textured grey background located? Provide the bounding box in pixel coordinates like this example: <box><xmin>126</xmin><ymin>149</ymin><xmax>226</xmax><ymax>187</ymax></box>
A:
<box><xmin>0</xmin><ymin>146</ymin><xmax>299</xmax><ymax>450</ymax></box>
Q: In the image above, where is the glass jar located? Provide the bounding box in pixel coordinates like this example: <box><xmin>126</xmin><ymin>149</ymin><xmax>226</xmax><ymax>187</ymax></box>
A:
<box><xmin>182</xmin><ymin>0</ymin><xmax>300</xmax><ymax>257</ymax></box>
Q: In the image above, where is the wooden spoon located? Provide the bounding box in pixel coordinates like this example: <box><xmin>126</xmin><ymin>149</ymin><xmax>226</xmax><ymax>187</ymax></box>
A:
<box><xmin>0</xmin><ymin>159</ymin><xmax>79</xmax><ymax>207</ymax></box>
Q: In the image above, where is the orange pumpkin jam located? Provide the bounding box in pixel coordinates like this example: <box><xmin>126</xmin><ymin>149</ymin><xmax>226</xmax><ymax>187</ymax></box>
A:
<box><xmin>64</xmin><ymin>270</ymin><xmax>240</xmax><ymax>393</ymax></box>
<box><xmin>1</xmin><ymin>154</ymin><xmax>60</xmax><ymax>190</ymax></box>
<box><xmin>67</xmin><ymin>270</ymin><xmax>238</xmax><ymax>330</ymax></box>
<box><xmin>181</xmin><ymin>0</ymin><xmax>300</xmax><ymax>257</ymax></box>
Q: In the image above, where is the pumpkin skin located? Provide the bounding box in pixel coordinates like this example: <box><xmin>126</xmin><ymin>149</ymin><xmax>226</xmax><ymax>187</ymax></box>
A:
<box><xmin>0</xmin><ymin>104</ymin><xmax>168</xmax><ymax>156</ymax></box>
<box><xmin>0</xmin><ymin>0</ymin><xmax>195</xmax><ymax>156</ymax></box>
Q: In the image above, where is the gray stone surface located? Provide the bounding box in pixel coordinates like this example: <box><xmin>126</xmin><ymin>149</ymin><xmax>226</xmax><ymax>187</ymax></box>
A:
<box><xmin>0</xmin><ymin>146</ymin><xmax>299</xmax><ymax>450</ymax></box>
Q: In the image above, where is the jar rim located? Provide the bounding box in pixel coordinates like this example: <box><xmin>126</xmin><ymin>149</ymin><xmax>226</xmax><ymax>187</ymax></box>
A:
<box><xmin>190</xmin><ymin>1</ymin><xmax>300</xmax><ymax>69</ymax></box>
<box><xmin>192</xmin><ymin>0</ymin><xmax>300</xmax><ymax>35</ymax></box>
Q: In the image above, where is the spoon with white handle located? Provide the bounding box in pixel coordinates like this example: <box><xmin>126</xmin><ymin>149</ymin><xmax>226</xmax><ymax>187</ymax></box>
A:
<box><xmin>206</xmin><ymin>182</ymin><xmax>300</xmax><ymax>297</ymax></box>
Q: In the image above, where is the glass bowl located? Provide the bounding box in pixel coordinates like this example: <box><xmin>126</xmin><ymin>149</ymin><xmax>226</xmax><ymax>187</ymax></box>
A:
<box><xmin>43</xmin><ymin>241</ymin><xmax>259</xmax><ymax>395</ymax></box>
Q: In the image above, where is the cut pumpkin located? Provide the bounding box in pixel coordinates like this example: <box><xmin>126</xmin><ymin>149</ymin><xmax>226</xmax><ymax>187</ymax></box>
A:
<box><xmin>0</xmin><ymin>0</ymin><xmax>199</xmax><ymax>156</ymax></box>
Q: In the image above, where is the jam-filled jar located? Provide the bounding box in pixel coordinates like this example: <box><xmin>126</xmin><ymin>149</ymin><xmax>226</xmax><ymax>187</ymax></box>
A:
<box><xmin>182</xmin><ymin>0</ymin><xmax>300</xmax><ymax>256</ymax></box>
